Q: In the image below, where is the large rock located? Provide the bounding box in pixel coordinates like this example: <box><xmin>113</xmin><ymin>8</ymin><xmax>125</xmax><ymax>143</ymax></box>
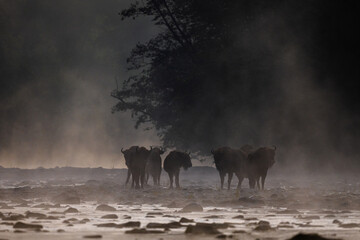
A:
<box><xmin>95</xmin><ymin>204</ymin><xmax>116</xmax><ymax>211</ymax></box>
<box><xmin>185</xmin><ymin>225</ymin><xmax>221</xmax><ymax>234</ymax></box>
<box><xmin>96</xmin><ymin>221</ymin><xmax>140</xmax><ymax>228</ymax></box>
<box><xmin>2</xmin><ymin>213</ymin><xmax>25</xmax><ymax>221</ymax></box>
<box><xmin>125</xmin><ymin>228</ymin><xmax>164</xmax><ymax>234</ymax></box>
<box><xmin>96</xmin><ymin>223</ymin><xmax>118</xmax><ymax>228</ymax></box>
<box><xmin>101</xmin><ymin>214</ymin><xmax>118</xmax><ymax>219</ymax></box>
<box><xmin>179</xmin><ymin>217</ymin><xmax>194</xmax><ymax>223</ymax></box>
<box><xmin>339</xmin><ymin>223</ymin><xmax>360</xmax><ymax>228</ymax></box>
<box><xmin>146</xmin><ymin>222</ymin><xmax>182</xmax><ymax>229</ymax></box>
<box><xmin>287</xmin><ymin>233</ymin><xmax>341</xmax><ymax>240</ymax></box>
<box><xmin>32</xmin><ymin>203</ymin><xmax>61</xmax><ymax>208</ymax></box>
<box><xmin>13</xmin><ymin>222</ymin><xmax>43</xmax><ymax>229</ymax></box>
<box><xmin>25</xmin><ymin>211</ymin><xmax>47</xmax><ymax>219</ymax></box>
<box><xmin>83</xmin><ymin>235</ymin><xmax>102</xmax><ymax>238</ymax></box>
<box><xmin>196</xmin><ymin>222</ymin><xmax>231</xmax><ymax>229</ymax></box>
<box><xmin>64</xmin><ymin>207</ymin><xmax>79</xmax><ymax>214</ymax></box>
<box><xmin>180</xmin><ymin>203</ymin><xmax>203</xmax><ymax>212</ymax></box>
<box><xmin>119</xmin><ymin>221</ymin><xmax>141</xmax><ymax>228</ymax></box>
<box><xmin>253</xmin><ymin>221</ymin><xmax>273</xmax><ymax>231</ymax></box>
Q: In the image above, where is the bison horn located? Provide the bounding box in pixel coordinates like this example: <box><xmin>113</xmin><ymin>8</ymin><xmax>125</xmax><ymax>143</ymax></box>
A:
<box><xmin>272</xmin><ymin>145</ymin><xmax>277</xmax><ymax>150</ymax></box>
<box><xmin>121</xmin><ymin>148</ymin><xmax>125</xmax><ymax>153</ymax></box>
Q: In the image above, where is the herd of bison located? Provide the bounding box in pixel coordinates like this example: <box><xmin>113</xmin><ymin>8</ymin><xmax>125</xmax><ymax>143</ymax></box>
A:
<box><xmin>121</xmin><ymin>145</ymin><xmax>276</xmax><ymax>190</ymax></box>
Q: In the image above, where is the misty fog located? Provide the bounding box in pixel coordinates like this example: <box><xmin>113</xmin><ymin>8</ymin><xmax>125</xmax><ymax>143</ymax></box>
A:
<box><xmin>0</xmin><ymin>0</ymin><xmax>359</xmax><ymax>173</ymax></box>
<box><xmin>0</xmin><ymin>0</ymin><xmax>161</xmax><ymax>168</ymax></box>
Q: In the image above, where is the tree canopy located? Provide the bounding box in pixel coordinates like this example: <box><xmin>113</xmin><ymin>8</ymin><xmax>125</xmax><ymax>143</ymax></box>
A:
<box><xmin>112</xmin><ymin>0</ymin><xmax>360</xmax><ymax>164</ymax></box>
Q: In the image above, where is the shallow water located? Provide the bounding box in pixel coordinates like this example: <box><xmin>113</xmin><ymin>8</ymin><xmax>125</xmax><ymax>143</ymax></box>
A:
<box><xmin>1</xmin><ymin>169</ymin><xmax>360</xmax><ymax>239</ymax></box>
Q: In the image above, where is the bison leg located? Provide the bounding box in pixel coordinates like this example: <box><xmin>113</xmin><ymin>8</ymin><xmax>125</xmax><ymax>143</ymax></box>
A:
<box><xmin>145</xmin><ymin>171</ymin><xmax>149</xmax><ymax>185</ymax></box>
<box><xmin>152</xmin><ymin>173</ymin><xmax>157</xmax><ymax>185</ymax></box>
<box><xmin>125</xmin><ymin>169</ymin><xmax>131</xmax><ymax>185</ymax></box>
<box><xmin>168</xmin><ymin>172</ymin><xmax>174</xmax><ymax>189</ymax></box>
<box><xmin>140</xmin><ymin>171</ymin><xmax>146</xmax><ymax>188</ymax></box>
<box><xmin>255</xmin><ymin>177</ymin><xmax>260</xmax><ymax>189</ymax></box>
<box><xmin>157</xmin><ymin>171</ymin><xmax>161</xmax><ymax>186</ymax></box>
<box><xmin>132</xmin><ymin>169</ymin><xmax>140</xmax><ymax>189</ymax></box>
<box><xmin>235</xmin><ymin>173</ymin><xmax>244</xmax><ymax>189</ymax></box>
<box><xmin>260</xmin><ymin>172</ymin><xmax>267</xmax><ymax>190</ymax></box>
<box><xmin>219</xmin><ymin>171</ymin><xmax>225</xmax><ymax>190</ymax></box>
<box><xmin>131</xmin><ymin>169</ymin><xmax>136</xmax><ymax>188</ymax></box>
<box><xmin>248</xmin><ymin>177</ymin><xmax>256</xmax><ymax>189</ymax></box>
<box><xmin>227</xmin><ymin>172</ymin><xmax>233</xmax><ymax>190</ymax></box>
<box><xmin>175</xmin><ymin>169</ymin><xmax>180</xmax><ymax>188</ymax></box>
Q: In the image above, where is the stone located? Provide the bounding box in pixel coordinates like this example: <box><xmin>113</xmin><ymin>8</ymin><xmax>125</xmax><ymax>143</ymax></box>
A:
<box><xmin>287</xmin><ymin>233</ymin><xmax>340</xmax><ymax>240</ymax></box>
<box><xmin>95</xmin><ymin>204</ymin><xmax>116</xmax><ymax>211</ymax></box>
<box><xmin>83</xmin><ymin>235</ymin><xmax>102</xmax><ymax>238</ymax></box>
<box><xmin>180</xmin><ymin>203</ymin><xmax>203</xmax><ymax>212</ymax></box>
<box><xmin>185</xmin><ymin>225</ymin><xmax>221</xmax><ymax>234</ymax></box>
<box><xmin>125</xmin><ymin>228</ymin><xmax>164</xmax><ymax>234</ymax></box>
<box><xmin>64</xmin><ymin>207</ymin><xmax>79</xmax><ymax>213</ymax></box>
<box><xmin>13</xmin><ymin>222</ymin><xmax>43</xmax><ymax>229</ymax></box>
<box><xmin>101</xmin><ymin>214</ymin><xmax>118</xmax><ymax>219</ymax></box>
<box><xmin>146</xmin><ymin>222</ymin><xmax>182</xmax><ymax>229</ymax></box>
<box><xmin>179</xmin><ymin>217</ymin><xmax>194</xmax><ymax>223</ymax></box>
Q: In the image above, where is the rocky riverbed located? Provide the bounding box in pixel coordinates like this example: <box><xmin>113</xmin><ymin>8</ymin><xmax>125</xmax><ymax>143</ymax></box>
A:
<box><xmin>0</xmin><ymin>167</ymin><xmax>360</xmax><ymax>239</ymax></box>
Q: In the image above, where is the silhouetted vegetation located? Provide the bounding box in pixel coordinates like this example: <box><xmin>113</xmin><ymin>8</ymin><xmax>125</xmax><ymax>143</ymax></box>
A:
<box><xmin>112</xmin><ymin>0</ymin><xmax>285</xmax><ymax>153</ymax></box>
<box><xmin>114</xmin><ymin>0</ymin><xmax>360</xmax><ymax>166</ymax></box>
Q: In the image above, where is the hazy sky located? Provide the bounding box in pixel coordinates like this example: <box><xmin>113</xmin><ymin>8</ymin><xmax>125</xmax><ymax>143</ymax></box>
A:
<box><xmin>0</xmin><ymin>0</ymin><xmax>162</xmax><ymax>168</ymax></box>
<box><xmin>0</xmin><ymin>1</ymin><xmax>359</xmax><ymax>170</ymax></box>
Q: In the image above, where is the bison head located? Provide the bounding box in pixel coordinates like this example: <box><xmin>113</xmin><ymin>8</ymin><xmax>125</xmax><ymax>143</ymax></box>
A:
<box><xmin>121</xmin><ymin>146</ymin><xmax>138</xmax><ymax>167</ymax></box>
<box><xmin>182</xmin><ymin>152</ymin><xmax>192</xmax><ymax>170</ymax></box>
<box><xmin>211</xmin><ymin>147</ymin><xmax>231</xmax><ymax>171</ymax></box>
<box><xmin>240</xmin><ymin>144</ymin><xmax>254</xmax><ymax>156</ymax></box>
<box><xmin>249</xmin><ymin>147</ymin><xmax>276</xmax><ymax>168</ymax></box>
<box><xmin>136</xmin><ymin>146</ymin><xmax>151</xmax><ymax>160</ymax></box>
<box><xmin>150</xmin><ymin>146</ymin><xmax>165</xmax><ymax>155</ymax></box>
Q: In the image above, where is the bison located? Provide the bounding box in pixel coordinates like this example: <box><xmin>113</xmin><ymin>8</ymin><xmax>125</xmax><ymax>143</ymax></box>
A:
<box><xmin>240</xmin><ymin>144</ymin><xmax>254</xmax><ymax>156</ymax></box>
<box><xmin>211</xmin><ymin>147</ymin><xmax>247</xmax><ymax>190</ymax></box>
<box><xmin>121</xmin><ymin>146</ymin><xmax>138</xmax><ymax>187</ymax></box>
<box><xmin>145</xmin><ymin>146</ymin><xmax>165</xmax><ymax>186</ymax></box>
<box><xmin>246</xmin><ymin>146</ymin><xmax>276</xmax><ymax>190</ymax></box>
<box><xmin>163</xmin><ymin>151</ymin><xmax>192</xmax><ymax>189</ymax></box>
<box><xmin>121</xmin><ymin>146</ymin><xmax>151</xmax><ymax>189</ymax></box>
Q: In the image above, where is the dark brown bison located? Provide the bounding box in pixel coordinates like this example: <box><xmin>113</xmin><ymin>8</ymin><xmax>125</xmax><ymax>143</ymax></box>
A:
<box><xmin>240</xmin><ymin>144</ymin><xmax>254</xmax><ymax>156</ymax></box>
<box><xmin>122</xmin><ymin>146</ymin><xmax>150</xmax><ymax>189</ymax></box>
<box><xmin>211</xmin><ymin>147</ymin><xmax>247</xmax><ymax>190</ymax></box>
<box><xmin>145</xmin><ymin>146</ymin><xmax>165</xmax><ymax>186</ymax></box>
<box><xmin>121</xmin><ymin>146</ymin><xmax>138</xmax><ymax>187</ymax></box>
<box><xmin>163</xmin><ymin>151</ymin><xmax>192</xmax><ymax>189</ymax></box>
<box><xmin>247</xmin><ymin>146</ymin><xmax>276</xmax><ymax>190</ymax></box>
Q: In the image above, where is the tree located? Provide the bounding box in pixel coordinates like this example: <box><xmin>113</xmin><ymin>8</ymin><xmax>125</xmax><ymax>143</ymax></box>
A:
<box><xmin>111</xmin><ymin>0</ymin><xmax>282</xmax><ymax>154</ymax></box>
<box><xmin>113</xmin><ymin>0</ymin><xmax>350</xmax><ymax>163</ymax></box>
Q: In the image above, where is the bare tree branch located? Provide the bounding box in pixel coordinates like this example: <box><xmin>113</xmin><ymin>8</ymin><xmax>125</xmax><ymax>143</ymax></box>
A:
<box><xmin>162</xmin><ymin>0</ymin><xmax>191</xmax><ymax>46</ymax></box>
<box><xmin>151</xmin><ymin>0</ymin><xmax>186</xmax><ymax>48</ymax></box>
